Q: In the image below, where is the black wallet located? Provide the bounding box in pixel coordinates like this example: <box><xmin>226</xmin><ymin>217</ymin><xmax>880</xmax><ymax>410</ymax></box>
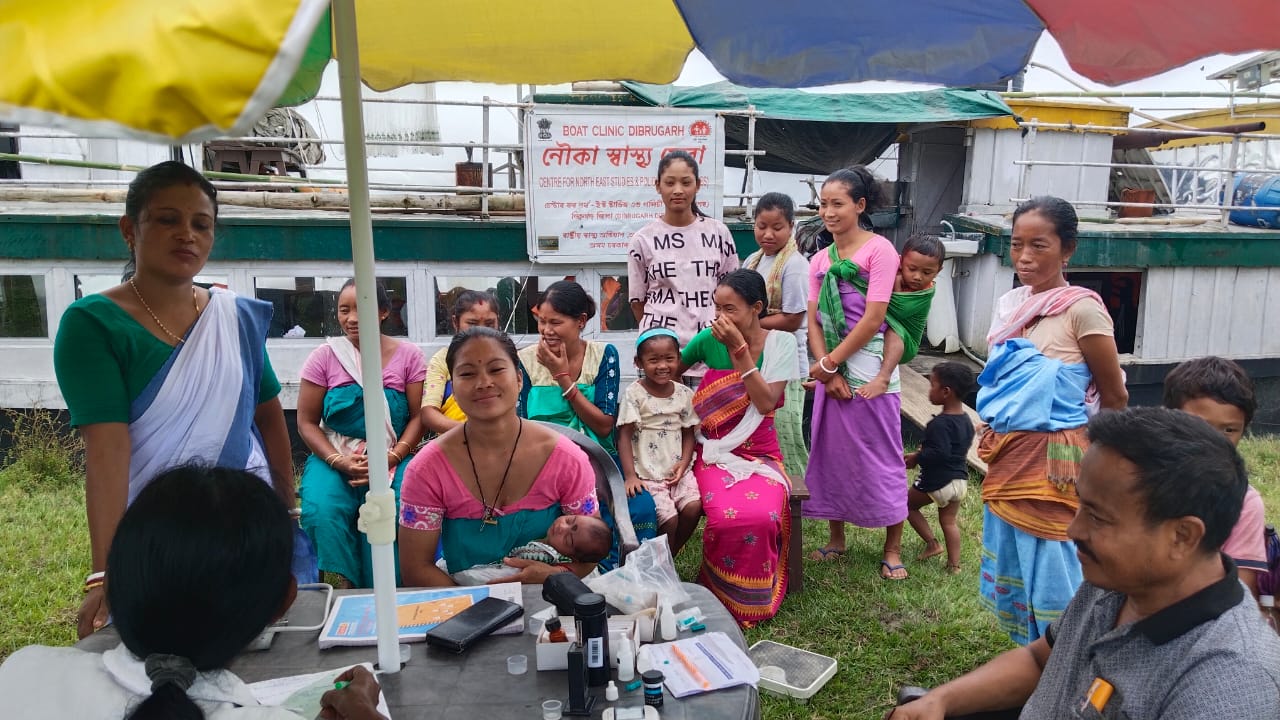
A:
<box><xmin>424</xmin><ymin>596</ymin><xmax>523</xmax><ymax>653</ymax></box>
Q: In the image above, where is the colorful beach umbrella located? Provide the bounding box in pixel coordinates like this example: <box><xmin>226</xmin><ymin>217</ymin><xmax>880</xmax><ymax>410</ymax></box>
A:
<box><xmin>1</xmin><ymin>0</ymin><xmax>1275</xmax><ymax>676</ymax></box>
<box><xmin>5</xmin><ymin>0</ymin><xmax>1278</xmax><ymax>143</ymax></box>
<box><xmin>676</xmin><ymin>0</ymin><xmax>1279</xmax><ymax>88</ymax></box>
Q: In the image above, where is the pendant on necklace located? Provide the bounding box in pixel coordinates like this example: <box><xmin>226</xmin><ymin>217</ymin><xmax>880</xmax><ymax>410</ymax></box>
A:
<box><xmin>482</xmin><ymin>507</ymin><xmax>499</xmax><ymax>526</ymax></box>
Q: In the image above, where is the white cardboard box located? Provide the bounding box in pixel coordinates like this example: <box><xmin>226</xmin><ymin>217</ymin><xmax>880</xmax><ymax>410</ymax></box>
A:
<box><xmin>535</xmin><ymin>616</ymin><xmax>643</xmax><ymax>672</ymax></box>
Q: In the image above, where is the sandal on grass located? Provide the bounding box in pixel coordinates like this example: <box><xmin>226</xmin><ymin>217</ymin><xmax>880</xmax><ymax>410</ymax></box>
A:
<box><xmin>809</xmin><ymin>546</ymin><xmax>845</xmax><ymax>562</ymax></box>
<box><xmin>945</xmin><ymin>564</ymin><xmax>962</xmax><ymax>575</ymax></box>
<box><xmin>879</xmin><ymin>560</ymin><xmax>909</xmax><ymax>580</ymax></box>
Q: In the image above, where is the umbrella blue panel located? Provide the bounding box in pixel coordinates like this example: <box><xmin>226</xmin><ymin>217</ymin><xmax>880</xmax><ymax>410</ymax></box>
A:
<box><xmin>672</xmin><ymin>0</ymin><xmax>1045</xmax><ymax>87</ymax></box>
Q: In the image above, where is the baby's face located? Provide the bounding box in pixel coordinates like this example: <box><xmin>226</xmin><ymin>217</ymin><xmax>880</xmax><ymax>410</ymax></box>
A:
<box><xmin>899</xmin><ymin>250</ymin><xmax>942</xmax><ymax>292</ymax></box>
<box><xmin>547</xmin><ymin>515</ymin><xmax>573</xmax><ymax>549</ymax></box>
<box><xmin>546</xmin><ymin>514</ymin><xmax>610</xmax><ymax>561</ymax></box>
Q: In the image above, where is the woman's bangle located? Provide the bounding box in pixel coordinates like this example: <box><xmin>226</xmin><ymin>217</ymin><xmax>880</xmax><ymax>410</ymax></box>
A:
<box><xmin>394</xmin><ymin>440</ymin><xmax>411</xmax><ymax>451</ymax></box>
<box><xmin>324</xmin><ymin>452</ymin><xmax>342</xmax><ymax>467</ymax></box>
<box><xmin>552</xmin><ymin>371</ymin><xmax>571</xmax><ymax>380</ymax></box>
<box><xmin>288</xmin><ymin>508</ymin><xmax>302</xmax><ymax>519</ymax></box>
<box><xmin>741</xmin><ymin>367</ymin><xmax>760</xmax><ymax>379</ymax></box>
<box><xmin>389</xmin><ymin>449</ymin><xmax>404</xmax><ymax>462</ymax></box>
<box><xmin>561</xmin><ymin>385</ymin><xmax>579</xmax><ymax>399</ymax></box>
<box><xmin>84</xmin><ymin>570</ymin><xmax>105</xmax><ymax>593</ymax></box>
<box><xmin>819</xmin><ymin>356</ymin><xmax>838</xmax><ymax>374</ymax></box>
<box><xmin>732</xmin><ymin>342</ymin><xmax>749</xmax><ymax>357</ymax></box>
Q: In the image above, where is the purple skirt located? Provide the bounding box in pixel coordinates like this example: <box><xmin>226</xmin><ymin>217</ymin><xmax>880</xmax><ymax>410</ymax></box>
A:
<box><xmin>802</xmin><ymin>390</ymin><xmax>907</xmax><ymax>528</ymax></box>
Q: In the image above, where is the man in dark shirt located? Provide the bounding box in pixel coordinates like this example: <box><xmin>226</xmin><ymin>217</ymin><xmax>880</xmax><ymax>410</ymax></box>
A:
<box><xmin>906</xmin><ymin>362</ymin><xmax>976</xmax><ymax>574</ymax></box>
<box><xmin>890</xmin><ymin>407</ymin><xmax>1280</xmax><ymax>719</ymax></box>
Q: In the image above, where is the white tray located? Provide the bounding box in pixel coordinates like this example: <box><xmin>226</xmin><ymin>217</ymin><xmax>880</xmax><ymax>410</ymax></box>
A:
<box><xmin>747</xmin><ymin>640</ymin><xmax>838</xmax><ymax>701</ymax></box>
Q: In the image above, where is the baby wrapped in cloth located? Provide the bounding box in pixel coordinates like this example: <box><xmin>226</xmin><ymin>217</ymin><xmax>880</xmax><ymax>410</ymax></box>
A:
<box><xmin>450</xmin><ymin>514</ymin><xmax>613</xmax><ymax>585</ymax></box>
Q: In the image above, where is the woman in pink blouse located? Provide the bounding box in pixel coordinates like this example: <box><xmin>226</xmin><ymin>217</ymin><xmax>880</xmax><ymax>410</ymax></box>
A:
<box><xmin>298</xmin><ymin>280</ymin><xmax>426</xmax><ymax>589</ymax></box>
<box><xmin>398</xmin><ymin>327</ymin><xmax>601</xmax><ymax>586</ymax></box>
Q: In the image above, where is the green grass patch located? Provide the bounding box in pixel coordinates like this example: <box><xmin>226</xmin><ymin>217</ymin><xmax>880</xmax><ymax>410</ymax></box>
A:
<box><xmin>0</xmin><ymin>483</ymin><xmax>88</xmax><ymax>659</ymax></box>
<box><xmin>1</xmin><ymin>426</ymin><xmax>1276</xmax><ymax>719</ymax></box>
<box><xmin>674</xmin><ymin>462</ymin><xmax>1012</xmax><ymax>719</ymax></box>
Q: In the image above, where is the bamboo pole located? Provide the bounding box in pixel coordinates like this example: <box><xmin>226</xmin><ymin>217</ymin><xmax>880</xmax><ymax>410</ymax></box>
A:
<box><xmin>0</xmin><ymin>186</ymin><xmax>525</xmax><ymax>213</ymax></box>
<box><xmin>0</xmin><ymin>152</ymin><xmax>340</xmax><ymax>184</ymax></box>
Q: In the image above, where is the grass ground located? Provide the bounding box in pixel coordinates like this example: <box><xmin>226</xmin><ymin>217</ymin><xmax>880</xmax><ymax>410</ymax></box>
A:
<box><xmin>1</xmin><ymin>421</ymin><xmax>1277</xmax><ymax>718</ymax></box>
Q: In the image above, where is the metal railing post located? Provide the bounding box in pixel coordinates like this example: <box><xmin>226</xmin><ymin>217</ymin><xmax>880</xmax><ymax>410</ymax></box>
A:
<box><xmin>482</xmin><ymin>96</ymin><xmax>491</xmax><ymax>218</ymax></box>
<box><xmin>744</xmin><ymin>106</ymin><xmax>757</xmax><ymax>214</ymax></box>
<box><xmin>1017</xmin><ymin>123</ymin><xmax>1037</xmax><ymax>201</ymax></box>
<box><xmin>1222</xmin><ymin>134</ymin><xmax>1242</xmax><ymax>225</ymax></box>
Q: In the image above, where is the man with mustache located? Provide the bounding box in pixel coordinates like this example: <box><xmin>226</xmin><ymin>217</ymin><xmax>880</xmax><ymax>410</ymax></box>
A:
<box><xmin>890</xmin><ymin>407</ymin><xmax>1280</xmax><ymax>719</ymax></box>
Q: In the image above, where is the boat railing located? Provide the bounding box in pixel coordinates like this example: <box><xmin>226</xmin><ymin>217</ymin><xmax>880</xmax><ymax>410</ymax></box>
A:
<box><xmin>0</xmin><ymin>91</ymin><xmax>772</xmax><ymax>218</ymax></box>
<box><xmin>1013</xmin><ymin>120</ymin><xmax>1280</xmax><ymax>223</ymax></box>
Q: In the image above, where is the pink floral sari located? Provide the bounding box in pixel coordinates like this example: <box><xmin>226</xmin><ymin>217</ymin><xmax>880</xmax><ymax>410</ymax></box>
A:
<box><xmin>693</xmin><ymin>368</ymin><xmax>790</xmax><ymax>625</ymax></box>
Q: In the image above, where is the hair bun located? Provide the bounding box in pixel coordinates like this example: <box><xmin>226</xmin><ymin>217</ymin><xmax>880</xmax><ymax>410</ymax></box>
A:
<box><xmin>145</xmin><ymin>653</ymin><xmax>197</xmax><ymax>692</ymax></box>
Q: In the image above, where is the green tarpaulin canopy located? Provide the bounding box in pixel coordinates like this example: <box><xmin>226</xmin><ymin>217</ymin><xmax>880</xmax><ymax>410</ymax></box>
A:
<box><xmin>621</xmin><ymin>82</ymin><xmax>1012</xmax><ymax>124</ymax></box>
<box><xmin>619</xmin><ymin>81</ymin><xmax>1014</xmax><ymax>175</ymax></box>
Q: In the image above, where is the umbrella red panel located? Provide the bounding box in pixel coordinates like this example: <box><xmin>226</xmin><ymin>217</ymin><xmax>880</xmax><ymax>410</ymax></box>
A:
<box><xmin>1027</xmin><ymin>0</ymin><xmax>1280</xmax><ymax>85</ymax></box>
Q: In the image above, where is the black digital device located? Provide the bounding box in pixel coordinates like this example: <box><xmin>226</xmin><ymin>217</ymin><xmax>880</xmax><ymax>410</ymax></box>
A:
<box><xmin>423</xmin><ymin>596</ymin><xmax>523</xmax><ymax>653</ymax></box>
<box><xmin>542</xmin><ymin>571</ymin><xmax>594</xmax><ymax>616</ymax></box>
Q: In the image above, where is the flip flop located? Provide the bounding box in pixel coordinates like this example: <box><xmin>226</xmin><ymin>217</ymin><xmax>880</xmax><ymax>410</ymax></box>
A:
<box><xmin>879</xmin><ymin>560</ymin><xmax>909</xmax><ymax>580</ymax></box>
<box><xmin>809</xmin><ymin>547</ymin><xmax>845</xmax><ymax>562</ymax></box>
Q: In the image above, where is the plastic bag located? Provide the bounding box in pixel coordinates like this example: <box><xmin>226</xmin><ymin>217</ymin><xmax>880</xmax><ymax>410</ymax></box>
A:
<box><xmin>586</xmin><ymin>535</ymin><xmax>690</xmax><ymax>614</ymax></box>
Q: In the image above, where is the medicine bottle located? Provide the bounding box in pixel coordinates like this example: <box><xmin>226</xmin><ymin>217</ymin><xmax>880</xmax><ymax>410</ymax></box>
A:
<box><xmin>574</xmin><ymin>593</ymin><xmax>610</xmax><ymax>687</ymax></box>
<box><xmin>545</xmin><ymin>616</ymin><xmax>568</xmax><ymax>643</ymax></box>
<box><xmin>642</xmin><ymin>670</ymin><xmax>664</xmax><ymax>707</ymax></box>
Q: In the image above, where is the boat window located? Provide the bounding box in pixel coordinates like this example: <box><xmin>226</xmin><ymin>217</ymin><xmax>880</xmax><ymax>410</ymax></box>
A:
<box><xmin>1063</xmin><ymin>271</ymin><xmax>1141</xmax><ymax>354</ymax></box>
<box><xmin>254</xmin><ymin>276</ymin><xmax>409</xmax><ymax>339</ymax></box>
<box><xmin>434</xmin><ymin>275</ymin><xmax>570</xmax><ymax>336</ymax></box>
<box><xmin>598</xmin><ymin>274</ymin><xmax>638</xmax><ymax>332</ymax></box>
<box><xmin>0</xmin><ymin>275</ymin><xmax>47</xmax><ymax>337</ymax></box>
<box><xmin>75</xmin><ymin>274</ymin><xmax>229</xmax><ymax>300</ymax></box>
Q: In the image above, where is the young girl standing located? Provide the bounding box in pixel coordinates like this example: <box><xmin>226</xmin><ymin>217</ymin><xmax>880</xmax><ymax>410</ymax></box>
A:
<box><xmin>628</xmin><ymin>150</ymin><xmax>739</xmax><ymax>381</ymax></box>
<box><xmin>804</xmin><ymin>167</ymin><xmax>911</xmax><ymax>580</ymax></box>
<box><xmin>616</xmin><ymin>328</ymin><xmax>701</xmax><ymax>555</ymax></box>
<box><xmin>744</xmin><ymin>192</ymin><xmax>811</xmax><ymax>481</ymax></box>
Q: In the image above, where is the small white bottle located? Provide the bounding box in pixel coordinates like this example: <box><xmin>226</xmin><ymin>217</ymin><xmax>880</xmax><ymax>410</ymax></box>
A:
<box><xmin>604</xmin><ymin>680</ymin><xmax>619</xmax><ymax>702</ymax></box>
<box><xmin>616</xmin><ymin>637</ymin><xmax>635</xmax><ymax>682</ymax></box>
<box><xmin>659</xmin><ymin>596</ymin><xmax>677</xmax><ymax>641</ymax></box>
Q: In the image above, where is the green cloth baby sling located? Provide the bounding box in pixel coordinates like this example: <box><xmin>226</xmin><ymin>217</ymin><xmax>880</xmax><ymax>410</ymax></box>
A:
<box><xmin>817</xmin><ymin>243</ymin><xmax>936</xmax><ymax>364</ymax></box>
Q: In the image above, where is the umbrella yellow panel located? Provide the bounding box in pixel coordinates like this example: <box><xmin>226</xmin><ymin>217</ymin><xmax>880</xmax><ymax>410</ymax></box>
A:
<box><xmin>0</xmin><ymin>0</ymin><xmax>327</xmax><ymax>142</ymax></box>
<box><xmin>353</xmin><ymin>0</ymin><xmax>693</xmax><ymax>89</ymax></box>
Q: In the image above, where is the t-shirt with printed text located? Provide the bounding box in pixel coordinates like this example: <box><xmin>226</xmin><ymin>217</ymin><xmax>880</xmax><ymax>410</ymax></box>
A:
<box><xmin>627</xmin><ymin>216</ymin><xmax>739</xmax><ymax>345</ymax></box>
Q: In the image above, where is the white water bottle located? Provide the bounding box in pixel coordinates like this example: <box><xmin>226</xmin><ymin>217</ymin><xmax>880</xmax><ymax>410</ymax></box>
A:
<box><xmin>1262</xmin><ymin>595</ymin><xmax>1279</xmax><ymax>633</ymax></box>
<box><xmin>616</xmin><ymin>639</ymin><xmax>635</xmax><ymax>682</ymax></box>
<box><xmin>659</xmin><ymin>596</ymin><xmax>677</xmax><ymax>641</ymax></box>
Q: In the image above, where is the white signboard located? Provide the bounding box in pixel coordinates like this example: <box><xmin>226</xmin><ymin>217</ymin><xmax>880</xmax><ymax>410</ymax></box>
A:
<box><xmin>524</xmin><ymin>106</ymin><xmax>725</xmax><ymax>264</ymax></box>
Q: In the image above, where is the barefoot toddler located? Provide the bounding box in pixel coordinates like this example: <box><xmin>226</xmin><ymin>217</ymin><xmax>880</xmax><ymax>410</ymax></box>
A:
<box><xmin>905</xmin><ymin>361</ymin><xmax>975</xmax><ymax>574</ymax></box>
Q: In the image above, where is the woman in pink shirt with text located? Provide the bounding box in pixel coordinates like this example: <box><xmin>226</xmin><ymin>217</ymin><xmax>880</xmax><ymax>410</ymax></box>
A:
<box><xmin>628</xmin><ymin>150</ymin><xmax>739</xmax><ymax>385</ymax></box>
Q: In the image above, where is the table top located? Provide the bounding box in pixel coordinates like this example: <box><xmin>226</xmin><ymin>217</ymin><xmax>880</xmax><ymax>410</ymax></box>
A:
<box><xmin>76</xmin><ymin>582</ymin><xmax>760</xmax><ymax>720</ymax></box>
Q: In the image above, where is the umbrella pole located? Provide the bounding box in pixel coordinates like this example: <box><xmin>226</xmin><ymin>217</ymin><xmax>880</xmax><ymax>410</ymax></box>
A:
<box><xmin>332</xmin><ymin>0</ymin><xmax>402</xmax><ymax>674</ymax></box>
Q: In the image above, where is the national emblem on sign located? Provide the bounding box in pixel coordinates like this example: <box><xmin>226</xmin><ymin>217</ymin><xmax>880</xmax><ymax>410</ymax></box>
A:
<box><xmin>537</xmin><ymin>117</ymin><xmax>553</xmax><ymax>140</ymax></box>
